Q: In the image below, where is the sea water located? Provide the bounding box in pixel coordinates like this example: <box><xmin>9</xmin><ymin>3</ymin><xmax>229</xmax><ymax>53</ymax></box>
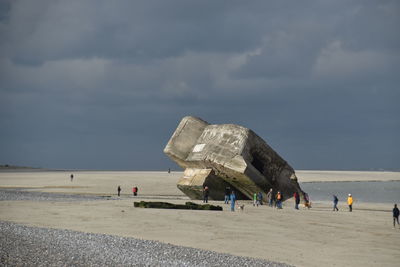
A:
<box><xmin>300</xmin><ymin>181</ymin><xmax>400</xmax><ymax>203</ymax></box>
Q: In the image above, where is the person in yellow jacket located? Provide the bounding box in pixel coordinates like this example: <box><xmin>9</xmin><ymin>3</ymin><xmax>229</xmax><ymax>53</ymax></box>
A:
<box><xmin>347</xmin><ymin>194</ymin><xmax>353</xmax><ymax>212</ymax></box>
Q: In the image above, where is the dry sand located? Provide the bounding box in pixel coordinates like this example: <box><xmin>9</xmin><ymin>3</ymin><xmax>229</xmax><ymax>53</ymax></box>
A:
<box><xmin>0</xmin><ymin>170</ymin><xmax>399</xmax><ymax>267</ymax></box>
<box><xmin>296</xmin><ymin>170</ymin><xmax>400</xmax><ymax>182</ymax></box>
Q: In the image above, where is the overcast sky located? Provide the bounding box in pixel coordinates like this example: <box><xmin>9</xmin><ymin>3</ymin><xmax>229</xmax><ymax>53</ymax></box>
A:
<box><xmin>0</xmin><ymin>0</ymin><xmax>399</xmax><ymax>171</ymax></box>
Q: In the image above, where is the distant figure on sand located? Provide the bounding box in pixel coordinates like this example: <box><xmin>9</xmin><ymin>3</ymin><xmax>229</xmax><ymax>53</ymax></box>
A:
<box><xmin>70</xmin><ymin>174</ymin><xmax>74</xmax><ymax>182</ymax></box>
<box><xmin>347</xmin><ymin>194</ymin><xmax>353</xmax><ymax>212</ymax></box>
<box><xmin>168</xmin><ymin>168</ymin><xmax>171</xmax><ymax>173</ymax></box>
<box><xmin>132</xmin><ymin>186</ymin><xmax>138</xmax><ymax>196</ymax></box>
<box><xmin>333</xmin><ymin>195</ymin><xmax>339</xmax><ymax>211</ymax></box>
<box><xmin>276</xmin><ymin>191</ymin><xmax>282</xmax><ymax>209</ymax></box>
<box><xmin>294</xmin><ymin>192</ymin><xmax>300</xmax><ymax>210</ymax></box>
<box><xmin>203</xmin><ymin>186</ymin><xmax>209</xmax><ymax>203</ymax></box>
<box><xmin>230</xmin><ymin>191</ymin><xmax>236</xmax><ymax>211</ymax></box>
<box><xmin>117</xmin><ymin>186</ymin><xmax>121</xmax><ymax>197</ymax></box>
<box><xmin>224</xmin><ymin>186</ymin><xmax>230</xmax><ymax>204</ymax></box>
<box><xmin>253</xmin><ymin>193</ymin><xmax>258</xmax><ymax>207</ymax></box>
<box><xmin>304</xmin><ymin>192</ymin><xmax>311</xmax><ymax>209</ymax></box>
<box><xmin>393</xmin><ymin>204</ymin><xmax>399</xmax><ymax>228</ymax></box>
<box><xmin>257</xmin><ymin>192</ymin><xmax>263</xmax><ymax>205</ymax></box>
<box><xmin>267</xmin><ymin>188</ymin><xmax>274</xmax><ymax>207</ymax></box>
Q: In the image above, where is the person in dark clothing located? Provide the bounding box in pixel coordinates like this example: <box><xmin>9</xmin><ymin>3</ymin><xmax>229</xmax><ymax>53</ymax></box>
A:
<box><xmin>117</xmin><ymin>186</ymin><xmax>121</xmax><ymax>196</ymax></box>
<box><xmin>333</xmin><ymin>195</ymin><xmax>339</xmax><ymax>211</ymax></box>
<box><xmin>70</xmin><ymin>174</ymin><xmax>74</xmax><ymax>182</ymax></box>
<box><xmin>393</xmin><ymin>204</ymin><xmax>399</xmax><ymax>228</ymax></box>
<box><xmin>266</xmin><ymin>188</ymin><xmax>274</xmax><ymax>207</ymax></box>
<box><xmin>294</xmin><ymin>192</ymin><xmax>300</xmax><ymax>210</ymax></box>
<box><xmin>203</xmin><ymin>186</ymin><xmax>209</xmax><ymax>203</ymax></box>
<box><xmin>257</xmin><ymin>192</ymin><xmax>263</xmax><ymax>205</ymax></box>
<box><xmin>224</xmin><ymin>187</ymin><xmax>230</xmax><ymax>204</ymax></box>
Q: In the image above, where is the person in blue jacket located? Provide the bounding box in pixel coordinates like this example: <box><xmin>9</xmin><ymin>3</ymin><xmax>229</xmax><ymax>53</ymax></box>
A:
<box><xmin>230</xmin><ymin>191</ymin><xmax>236</xmax><ymax>211</ymax></box>
<box><xmin>333</xmin><ymin>195</ymin><xmax>339</xmax><ymax>211</ymax></box>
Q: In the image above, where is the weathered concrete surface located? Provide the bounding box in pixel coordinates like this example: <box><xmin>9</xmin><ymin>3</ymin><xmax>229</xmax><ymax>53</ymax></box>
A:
<box><xmin>164</xmin><ymin>116</ymin><xmax>303</xmax><ymax>201</ymax></box>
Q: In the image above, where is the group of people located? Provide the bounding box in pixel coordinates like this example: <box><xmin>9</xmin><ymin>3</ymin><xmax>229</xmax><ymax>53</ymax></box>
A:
<box><xmin>252</xmin><ymin>192</ymin><xmax>263</xmax><ymax>207</ymax></box>
<box><xmin>116</xmin><ymin>186</ymin><xmax>139</xmax><ymax>197</ymax></box>
<box><xmin>116</xmin><ymin>182</ymin><xmax>400</xmax><ymax>228</ymax></box>
<box><xmin>204</xmin><ymin>185</ymin><xmax>236</xmax><ymax>212</ymax></box>
<box><xmin>265</xmin><ymin>188</ymin><xmax>308</xmax><ymax>209</ymax></box>
<box><xmin>113</xmin><ymin>179</ymin><xmax>400</xmax><ymax>228</ymax></box>
<box><xmin>221</xmin><ymin>186</ymin><xmax>303</xmax><ymax>211</ymax></box>
<box><xmin>221</xmin><ymin>186</ymin><xmax>237</xmax><ymax>211</ymax></box>
<box><xmin>222</xmin><ymin>186</ymin><xmax>307</xmax><ymax>211</ymax></box>
<box><xmin>332</xmin><ymin>194</ymin><xmax>353</xmax><ymax>212</ymax></box>
<box><xmin>265</xmin><ymin>189</ymin><xmax>283</xmax><ymax>209</ymax></box>
<box><xmin>68</xmin><ymin>173</ymin><xmax>399</xmax><ymax>228</ymax></box>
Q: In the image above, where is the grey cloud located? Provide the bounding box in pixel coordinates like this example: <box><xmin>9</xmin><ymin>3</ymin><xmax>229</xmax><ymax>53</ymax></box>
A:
<box><xmin>2</xmin><ymin>0</ymin><xmax>264</xmax><ymax>65</ymax></box>
<box><xmin>0</xmin><ymin>1</ymin><xmax>399</xmax><ymax>170</ymax></box>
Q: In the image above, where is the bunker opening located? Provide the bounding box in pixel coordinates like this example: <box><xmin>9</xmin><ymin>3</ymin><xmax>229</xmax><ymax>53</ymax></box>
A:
<box><xmin>251</xmin><ymin>152</ymin><xmax>265</xmax><ymax>175</ymax></box>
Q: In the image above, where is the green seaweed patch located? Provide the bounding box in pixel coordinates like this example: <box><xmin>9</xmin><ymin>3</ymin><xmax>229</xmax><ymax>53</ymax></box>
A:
<box><xmin>134</xmin><ymin>201</ymin><xmax>223</xmax><ymax>211</ymax></box>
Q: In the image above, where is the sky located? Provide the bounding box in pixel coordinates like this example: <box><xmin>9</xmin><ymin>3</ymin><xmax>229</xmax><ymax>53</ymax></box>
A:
<box><xmin>0</xmin><ymin>0</ymin><xmax>399</xmax><ymax>171</ymax></box>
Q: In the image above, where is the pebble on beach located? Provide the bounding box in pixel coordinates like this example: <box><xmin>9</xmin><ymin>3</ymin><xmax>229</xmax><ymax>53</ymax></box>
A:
<box><xmin>0</xmin><ymin>221</ymin><xmax>291</xmax><ymax>267</ymax></box>
<box><xmin>0</xmin><ymin>189</ymin><xmax>291</xmax><ymax>266</ymax></box>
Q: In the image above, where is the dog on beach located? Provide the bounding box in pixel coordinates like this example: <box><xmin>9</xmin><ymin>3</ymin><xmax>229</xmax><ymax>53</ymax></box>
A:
<box><xmin>238</xmin><ymin>204</ymin><xmax>245</xmax><ymax>211</ymax></box>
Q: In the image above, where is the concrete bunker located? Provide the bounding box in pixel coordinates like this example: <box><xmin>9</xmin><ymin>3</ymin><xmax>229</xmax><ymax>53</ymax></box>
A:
<box><xmin>164</xmin><ymin>116</ymin><xmax>304</xmax><ymax>202</ymax></box>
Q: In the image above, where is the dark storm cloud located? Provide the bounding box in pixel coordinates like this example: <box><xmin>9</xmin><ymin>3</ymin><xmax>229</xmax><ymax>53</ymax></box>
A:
<box><xmin>1</xmin><ymin>0</ymin><xmax>263</xmax><ymax>65</ymax></box>
<box><xmin>0</xmin><ymin>0</ymin><xmax>399</xmax><ymax>170</ymax></box>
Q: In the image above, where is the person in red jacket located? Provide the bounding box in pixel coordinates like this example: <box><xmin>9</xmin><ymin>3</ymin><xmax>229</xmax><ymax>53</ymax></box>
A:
<box><xmin>132</xmin><ymin>186</ymin><xmax>138</xmax><ymax>196</ymax></box>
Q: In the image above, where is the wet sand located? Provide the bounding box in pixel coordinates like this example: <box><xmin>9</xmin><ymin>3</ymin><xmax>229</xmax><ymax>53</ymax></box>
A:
<box><xmin>0</xmin><ymin>170</ymin><xmax>399</xmax><ymax>266</ymax></box>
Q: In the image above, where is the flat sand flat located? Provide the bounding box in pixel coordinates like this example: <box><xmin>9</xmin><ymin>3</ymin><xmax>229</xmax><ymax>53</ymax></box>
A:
<box><xmin>0</xmin><ymin>170</ymin><xmax>399</xmax><ymax>267</ymax></box>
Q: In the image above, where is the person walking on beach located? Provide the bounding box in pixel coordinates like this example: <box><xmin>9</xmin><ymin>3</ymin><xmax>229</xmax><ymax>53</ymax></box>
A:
<box><xmin>257</xmin><ymin>192</ymin><xmax>263</xmax><ymax>205</ymax></box>
<box><xmin>230</xmin><ymin>191</ymin><xmax>236</xmax><ymax>211</ymax></box>
<box><xmin>253</xmin><ymin>192</ymin><xmax>258</xmax><ymax>207</ymax></box>
<box><xmin>267</xmin><ymin>188</ymin><xmax>274</xmax><ymax>207</ymax></box>
<box><xmin>203</xmin><ymin>186</ymin><xmax>209</xmax><ymax>203</ymax></box>
<box><xmin>70</xmin><ymin>174</ymin><xmax>74</xmax><ymax>182</ymax></box>
<box><xmin>117</xmin><ymin>186</ymin><xmax>121</xmax><ymax>197</ymax></box>
<box><xmin>294</xmin><ymin>192</ymin><xmax>300</xmax><ymax>210</ymax></box>
<box><xmin>224</xmin><ymin>186</ymin><xmax>230</xmax><ymax>204</ymax></box>
<box><xmin>276</xmin><ymin>191</ymin><xmax>283</xmax><ymax>209</ymax></box>
<box><xmin>132</xmin><ymin>186</ymin><xmax>138</xmax><ymax>196</ymax></box>
<box><xmin>333</xmin><ymin>195</ymin><xmax>339</xmax><ymax>211</ymax></box>
<box><xmin>347</xmin><ymin>194</ymin><xmax>353</xmax><ymax>212</ymax></box>
<box><xmin>304</xmin><ymin>192</ymin><xmax>311</xmax><ymax>209</ymax></box>
<box><xmin>393</xmin><ymin>204</ymin><xmax>399</xmax><ymax>228</ymax></box>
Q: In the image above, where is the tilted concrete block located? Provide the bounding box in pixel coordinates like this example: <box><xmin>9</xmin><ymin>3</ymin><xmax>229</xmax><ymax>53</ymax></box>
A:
<box><xmin>164</xmin><ymin>116</ymin><xmax>303</xmax><ymax>201</ymax></box>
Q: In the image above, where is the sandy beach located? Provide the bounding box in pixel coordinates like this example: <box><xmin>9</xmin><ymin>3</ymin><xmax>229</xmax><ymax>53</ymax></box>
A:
<box><xmin>1</xmin><ymin>170</ymin><xmax>399</xmax><ymax>266</ymax></box>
